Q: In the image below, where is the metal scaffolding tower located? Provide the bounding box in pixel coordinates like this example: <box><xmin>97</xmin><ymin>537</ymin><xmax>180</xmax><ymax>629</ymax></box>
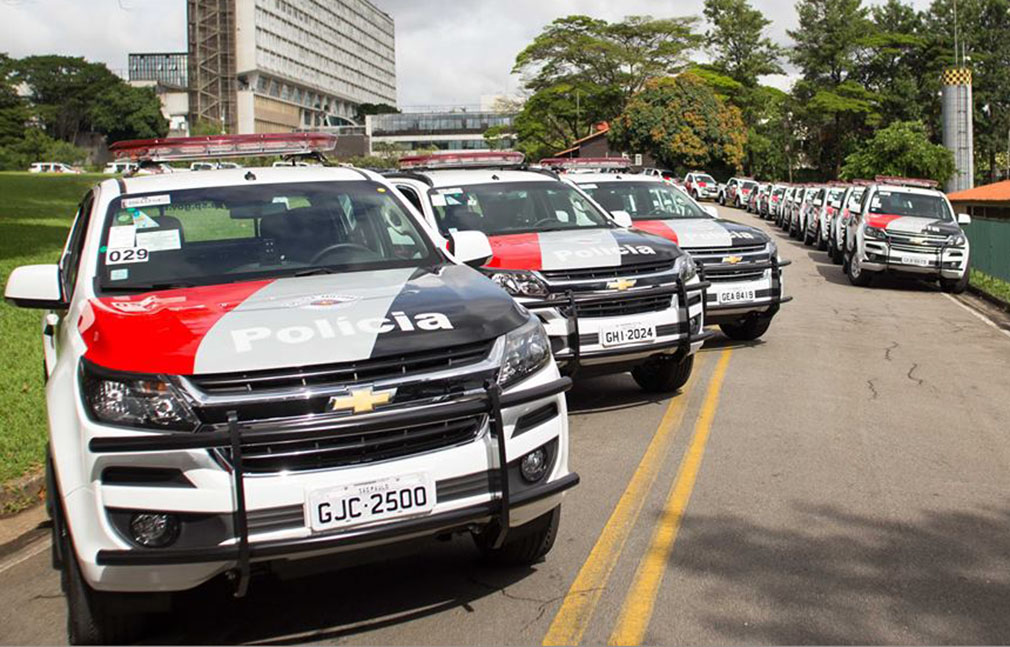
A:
<box><xmin>187</xmin><ymin>0</ymin><xmax>237</xmax><ymax>134</ymax></box>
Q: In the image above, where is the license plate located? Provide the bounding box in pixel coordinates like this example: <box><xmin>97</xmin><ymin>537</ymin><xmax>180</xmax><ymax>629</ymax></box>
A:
<box><xmin>600</xmin><ymin>322</ymin><xmax>657</xmax><ymax>347</ymax></box>
<box><xmin>718</xmin><ymin>288</ymin><xmax>756</xmax><ymax>304</ymax></box>
<box><xmin>306</xmin><ymin>473</ymin><xmax>434</xmax><ymax>533</ymax></box>
<box><xmin>900</xmin><ymin>256</ymin><xmax>931</xmax><ymax>267</ymax></box>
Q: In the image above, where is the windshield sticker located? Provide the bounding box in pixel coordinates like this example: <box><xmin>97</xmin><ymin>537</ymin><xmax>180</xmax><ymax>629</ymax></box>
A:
<box><xmin>129</xmin><ymin>209</ymin><xmax>160</xmax><ymax>229</ymax></box>
<box><xmin>430</xmin><ymin>193</ymin><xmax>447</xmax><ymax>207</ymax></box>
<box><xmin>135</xmin><ymin>229</ymin><xmax>181</xmax><ymax>252</ymax></box>
<box><xmin>106</xmin><ymin>225</ymin><xmax>136</xmax><ymax>250</ymax></box>
<box><xmin>109</xmin><ymin>269</ymin><xmax>129</xmax><ymax>281</ymax></box>
<box><xmin>439</xmin><ymin>187</ymin><xmax>464</xmax><ymax>195</ymax></box>
<box><xmin>579</xmin><ymin>183</ymin><xmax>598</xmax><ymax>189</ymax></box>
<box><xmin>122</xmin><ymin>194</ymin><xmax>171</xmax><ymax>209</ymax></box>
<box><xmin>105</xmin><ymin>247</ymin><xmax>149</xmax><ymax>265</ymax></box>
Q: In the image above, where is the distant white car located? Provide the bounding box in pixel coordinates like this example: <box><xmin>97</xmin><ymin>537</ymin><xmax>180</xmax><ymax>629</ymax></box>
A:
<box><xmin>190</xmin><ymin>161</ymin><xmax>242</xmax><ymax>171</ymax></box>
<box><xmin>103</xmin><ymin>161</ymin><xmax>139</xmax><ymax>175</ymax></box>
<box><xmin>29</xmin><ymin>162</ymin><xmax>82</xmax><ymax>174</ymax></box>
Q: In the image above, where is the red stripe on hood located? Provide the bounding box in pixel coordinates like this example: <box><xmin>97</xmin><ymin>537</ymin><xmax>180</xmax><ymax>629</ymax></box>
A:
<box><xmin>632</xmin><ymin>220</ymin><xmax>678</xmax><ymax>244</ymax></box>
<box><xmin>485</xmin><ymin>233</ymin><xmax>542</xmax><ymax>270</ymax></box>
<box><xmin>866</xmin><ymin>214</ymin><xmax>903</xmax><ymax>229</ymax></box>
<box><xmin>79</xmin><ymin>280</ymin><xmax>272</xmax><ymax>375</ymax></box>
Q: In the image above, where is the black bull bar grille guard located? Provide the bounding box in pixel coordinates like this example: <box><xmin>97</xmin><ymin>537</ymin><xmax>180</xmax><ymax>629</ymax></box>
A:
<box><xmin>89</xmin><ymin>376</ymin><xmax>575</xmax><ymax>597</ymax></box>
<box><xmin>521</xmin><ymin>278</ymin><xmax>715</xmax><ymax>372</ymax></box>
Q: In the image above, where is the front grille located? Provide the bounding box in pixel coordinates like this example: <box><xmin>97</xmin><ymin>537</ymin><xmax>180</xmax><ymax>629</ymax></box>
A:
<box><xmin>887</xmin><ymin>232</ymin><xmax>947</xmax><ymax>248</ymax></box>
<box><xmin>220</xmin><ymin>413</ymin><xmax>485</xmax><ymax>474</ymax></box>
<box><xmin>561</xmin><ymin>292</ymin><xmax>673</xmax><ymax>318</ymax></box>
<box><xmin>688</xmin><ymin>243</ymin><xmax>771</xmax><ymax>283</ymax></box>
<box><xmin>890</xmin><ymin>242</ymin><xmax>942</xmax><ymax>254</ymax></box>
<box><xmin>189</xmin><ymin>339</ymin><xmax>494</xmax><ymax>395</ymax></box>
<box><xmin>539</xmin><ymin>259</ymin><xmax>675</xmax><ymax>282</ymax></box>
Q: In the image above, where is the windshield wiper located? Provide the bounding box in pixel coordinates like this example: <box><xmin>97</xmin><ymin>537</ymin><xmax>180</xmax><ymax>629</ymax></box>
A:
<box><xmin>102</xmin><ymin>281</ymin><xmax>197</xmax><ymax>293</ymax></box>
<box><xmin>293</xmin><ymin>267</ymin><xmax>341</xmax><ymax>277</ymax></box>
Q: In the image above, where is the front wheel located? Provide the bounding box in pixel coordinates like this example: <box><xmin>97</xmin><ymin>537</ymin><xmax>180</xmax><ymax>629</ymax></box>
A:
<box><xmin>632</xmin><ymin>353</ymin><xmax>695</xmax><ymax>393</ymax></box>
<box><xmin>719</xmin><ymin>315</ymin><xmax>774</xmax><ymax>341</ymax></box>
<box><xmin>803</xmin><ymin>222</ymin><xmax>816</xmax><ymax>246</ymax></box>
<box><xmin>817</xmin><ymin>227</ymin><xmax>828</xmax><ymax>251</ymax></box>
<box><xmin>846</xmin><ymin>252</ymin><xmax>873</xmax><ymax>287</ymax></box>
<box><xmin>940</xmin><ymin>272</ymin><xmax>969</xmax><ymax>294</ymax></box>
<box><xmin>475</xmin><ymin>506</ymin><xmax>560</xmax><ymax>566</ymax></box>
<box><xmin>61</xmin><ymin>506</ymin><xmax>146</xmax><ymax>644</ymax></box>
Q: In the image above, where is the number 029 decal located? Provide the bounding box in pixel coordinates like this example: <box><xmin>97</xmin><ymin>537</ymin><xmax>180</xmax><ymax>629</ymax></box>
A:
<box><xmin>105</xmin><ymin>247</ymin><xmax>150</xmax><ymax>265</ymax></box>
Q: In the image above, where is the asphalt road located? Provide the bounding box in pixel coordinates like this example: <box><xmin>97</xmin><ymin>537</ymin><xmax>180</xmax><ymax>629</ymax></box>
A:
<box><xmin>3</xmin><ymin>205</ymin><xmax>1010</xmax><ymax>645</ymax></box>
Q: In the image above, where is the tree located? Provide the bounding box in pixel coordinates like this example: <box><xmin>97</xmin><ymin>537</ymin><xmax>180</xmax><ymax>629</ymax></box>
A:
<box><xmin>512</xmin><ymin>15</ymin><xmax>703</xmax><ymax>142</ymax></box>
<box><xmin>0</xmin><ymin>53</ymin><xmax>28</xmax><ymax>146</ymax></box>
<box><xmin>353</xmin><ymin>102</ymin><xmax>399</xmax><ymax>124</ymax></box>
<box><xmin>89</xmin><ymin>84</ymin><xmax>168</xmax><ymax>143</ymax></box>
<box><xmin>15</xmin><ymin>55</ymin><xmax>121</xmax><ymax>141</ymax></box>
<box><xmin>0</xmin><ymin>127</ymin><xmax>87</xmax><ymax>170</ymax></box>
<box><xmin>841</xmin><ymin>120</ymin><xmax>955</xmax><ymax>183</ymax></box>
<box><xmin>703</xmin><ymin>0</ymin><xmax>783</xmax><ymax>86</ymax></box>
<box><xmin>509</xmin><ymin>81</ymin><xmax>620</xmax><ymax>160</ymax></box>
<box><xmin>609</xmin><ymin>73</ymin><xmax>746</xmax><ymax>172</ymax></box>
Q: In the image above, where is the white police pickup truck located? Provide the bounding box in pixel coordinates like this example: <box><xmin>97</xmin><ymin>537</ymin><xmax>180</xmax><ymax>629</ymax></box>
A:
<box><xmin>4</xmin><ymin>134</ymin><xmax>578</xmax><ymax>644</ymax></box>
<box><xmin>388</xmin><ymin>153</ymin><xmax>713</xmax><ymax>393</ymax></box>
<box><xmin>843</xmin><ymin>176</ymin><xmax>972</xmax><ymax>292</ymax></box>
<box><xmin>555</xmin><ymin>164</ymin><xmax>791</xmax><ymax>341</ymax></box>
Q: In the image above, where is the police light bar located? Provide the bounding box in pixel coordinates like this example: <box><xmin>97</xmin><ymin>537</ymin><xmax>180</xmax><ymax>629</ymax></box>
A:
<box><xmin>539</xmin><ymin>157</ymin><xmax>632</xmax><ymax>171</ymax></box>
<box><xmin>108</xmin><ymin>133</ymin><xmax>338</xmax><ymax>162</ymax></box>
<box><xmin>875</xmin><ymin>175</ymin><xmax>939</xmax><ymax>189</ymax></box>
<box><xmin>398</xmin><ymin>151</ymin><xmax>525</xmax><ymax>170</ymax></box>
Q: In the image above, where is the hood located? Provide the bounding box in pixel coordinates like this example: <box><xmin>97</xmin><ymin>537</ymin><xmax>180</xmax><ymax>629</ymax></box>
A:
<box><xmin>485</xmin><ymin>227</ymin><xmax>682</xmax><ymax>271</ymax></box>
<box><xmin>80</xmin><ymin>265</ymin><xmax>526</xmax><ymax>375</ymax></box>
<box><xmin>866</xmin><ymin>214</ymin><xmax>961</xmax><ymax>236</ymax></box>
<box><xmin>629</xmin><ymin>218</ymin><xmax>770</xmax><ymax>249</ymax></box>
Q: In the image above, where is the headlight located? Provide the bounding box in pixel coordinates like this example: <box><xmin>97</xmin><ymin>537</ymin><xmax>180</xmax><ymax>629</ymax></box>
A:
<box><xmin>673</xmin><ymin>255</ymin><xmax>698</xmax><ymax>282</ymax></box>
<box><xmin>488</xmin><ymin>270</ymin><xmax>549</xmax><ymax>298</ymax></box>
<box><xmin>947</xmin><ymin>234</ymin><xmax>966</xmax><ymax>247</ymax></box>
<box><xmin>864</xmin><ymin>226</ymin><xmax>887</xmax><ymax>240</ymax></box>
<box><xmin>80</xmin><ymin>361</ymin><xmax>198</xmax><ymax>431</ymax></box>
<box><xmin>498</xmin><ymin>317</ymin><xmax>551</xmax><ymax>388</ymax></box>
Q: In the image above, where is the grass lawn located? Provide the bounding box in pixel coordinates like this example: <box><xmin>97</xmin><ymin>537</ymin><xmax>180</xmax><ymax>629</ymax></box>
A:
<box><xmin>0</xmin><ymin>172</ymin><xmax>102</xmax><ymax>484</ymax></box>
<box><xmin>970</xmin><ymin>269</ymin><xmax>1010</xmax><ymax>305</ymax></box>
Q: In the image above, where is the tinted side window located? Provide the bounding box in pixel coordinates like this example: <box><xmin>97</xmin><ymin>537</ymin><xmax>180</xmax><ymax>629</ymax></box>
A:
<box><xmin>60</xmin><ymin>192</ymin><xmax>94</xmax><ymax>300</ymax></box>
<box><xmin>396</xmin><ymin>185</ymin><xmax>424</xmax><ymax>214</ymax></box>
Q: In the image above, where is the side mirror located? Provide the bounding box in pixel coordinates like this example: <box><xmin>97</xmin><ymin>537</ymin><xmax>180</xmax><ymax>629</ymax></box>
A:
<box><xmin>958</xmin><ymin>213</ymin><xmax>972</xmax><ymax>225</ymax></box>
<box><xmin>449</xmin><ymin>231</ymin><xmax>493</xmax><ymax>268</ymax></box>
<box><xmin>703</xmin><ymin>205</ymin><xmax>719</xmax><ymax>219</ymax></box>
<box><xmin>5</xmin><ymin>264</ymin><xmax>66</xmax><ymax>309</ymax></box>
<box><xmin>610</xmin><ymin>210</ymin><xmax>633</xmax><ymax>228</ymax></box>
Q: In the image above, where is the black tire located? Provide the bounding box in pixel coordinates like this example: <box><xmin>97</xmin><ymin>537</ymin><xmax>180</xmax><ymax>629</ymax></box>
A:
<box><xmin>940</xmin><ymin>272</ymin><xmax>969</xmax><ymax>294</ymax></box>
<box><xmin>475</xmin><ymin>506</ymin><xmax>560</xmax><ymax>567</ymax></box>
<box><xmin>846</xmin><ymin>251</ymin><xmax>873</xmax><ymax>287</ymax></box>
<box><xmin>789</xmin><ymin>218</ymin><xmax>800</xmax><ymax>239</ymax></box>
<box><xmin>60</xmin><ymin>498</ymin><xmax>146</xmax><ymax>644</ymax></box>
<box><xmin>719</xmin><ymin>315</ymin><xmax>774</xmax><ymax>341</ymax></box>
<box><xmin>816</xmin><ymin>226</ymin><xmax>828</xmax><ymax>251</ymax></box>
<box><xmin>631</xmin><ymin>353</ymin><xmax>695</xmax><ymax>393</ymax></box>
<box><xmin>803</xmin><ymin>222</ymin><xmax>815</xmax><ymax>246</ymax></box>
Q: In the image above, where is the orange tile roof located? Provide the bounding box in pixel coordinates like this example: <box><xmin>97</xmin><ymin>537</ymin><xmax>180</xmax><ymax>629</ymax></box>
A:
<box><xmin>553</xmin><ymin>123</ymin><xmax>610</xmax><ymax>156</ymax></box>
<box><xmin>948</xmin><ymin>180</ymin><xmax>1010</xmax><ymax>203</ymax></box>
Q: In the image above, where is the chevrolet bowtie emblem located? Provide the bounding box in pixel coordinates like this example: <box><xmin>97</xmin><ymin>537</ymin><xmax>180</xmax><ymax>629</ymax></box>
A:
<box><xmin>607</xmin><ymin>278</ymin><xmax>637</xmax><ymax>291</ymax></box>
<box><xmin>328</xmin><ymin>387</ymin><xmax>395</xmax><ymax>414</ymax></box>
<box><xmin>723</xmin><ymin>255</ymin><xmax>744</xmax><ymax>265</ymax></box>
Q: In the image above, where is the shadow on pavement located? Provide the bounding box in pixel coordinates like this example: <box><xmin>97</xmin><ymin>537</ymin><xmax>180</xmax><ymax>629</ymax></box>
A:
<box><xmin>565</xmin><ymin>372</ymin><xmax>667</xmax><ymax>414</ymax></box>
<box><xmin>668</xmin><ymin>503</ymin><xmax>1010</xmax><ymax>644</ymax></box>
<box><xmin>146</xmin><ymin>538</ymin><xmax>537</xmax><ymax>645</ymax></box>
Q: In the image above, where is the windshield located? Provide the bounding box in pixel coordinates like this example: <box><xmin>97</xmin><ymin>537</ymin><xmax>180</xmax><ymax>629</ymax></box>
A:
<box><xmin>742</xmin><ymin>181</ymin><xmax>758</xmax><ymax>190</ymax></box>
<box><xmin>846</xmin><ymin>187</ymin><xmax>866</xmax><ymax>210</ymax></box>
<box><xmin>581</xmin><ymin>181</ymin><xmax>709</xmax><ymax>221</ymax></box>
<box><xmin>427</xmin><ymin>181</ymin><xmax>612</xmax><ymax>237</ymax></box>
<box><xmin>868</xmin><ymin>189</ymin><xmax>953</xmax><ymax>221</ymax></box>
<box><xmin>97</xmin><ymin>181</ymin><xmax>438</xmax><ymax>293</ymax></box>
<box><xmin>695</xmin><ymin>174</ymin><xmax>715</xmax><ymax>183</ymax></box>
<box><xmin>827</xmin><ymin>188</ymin><xmax>845</xmax><ymax>206</ymax></box>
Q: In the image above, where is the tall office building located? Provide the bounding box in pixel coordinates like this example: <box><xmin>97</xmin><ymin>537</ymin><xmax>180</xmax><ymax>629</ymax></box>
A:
<box><xmin>187</xmin><ymin>0</ymin><xmax>396</xmax><ymax>134</ymax></box>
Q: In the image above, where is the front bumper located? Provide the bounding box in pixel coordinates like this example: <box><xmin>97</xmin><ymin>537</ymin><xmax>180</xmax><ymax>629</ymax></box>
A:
<box><xmin>82</xmin><ymin>374</ymin><xmax>575</xmax><ymax>594</ymax></box>
<box><xmin>702</xmin><ymin>258</ymin><xmax>792</xmax><ymax>324</ymax></box>
<box><xmin>858</xmin><ymin>241</ymin><xmax>968</xmax><ymax>278</ymax></box>
<box><xmin>524</xmin><ymin>280</ymin><xmax>713</xmax><ymax>374</ymax></box>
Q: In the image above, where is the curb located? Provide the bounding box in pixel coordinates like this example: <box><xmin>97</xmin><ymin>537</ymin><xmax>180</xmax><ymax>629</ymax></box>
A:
<box><xmin>1</xmin><ymin>468</ymin><xmax>45</xmax><ymax>518</ymax></box>
<box><xmin>967</xmin><ymin>284</ymin><xmax>1010</xmax><ymax>313</ymax></box>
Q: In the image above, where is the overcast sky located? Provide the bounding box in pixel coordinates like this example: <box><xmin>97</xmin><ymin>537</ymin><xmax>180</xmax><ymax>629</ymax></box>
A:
<box><xmin>1</xmin><ymin>0</ymin><xmax>932</xmax><ymax>107</ymax></box>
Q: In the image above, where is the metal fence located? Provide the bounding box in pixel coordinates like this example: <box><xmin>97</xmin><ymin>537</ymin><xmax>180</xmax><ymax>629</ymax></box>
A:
<box><xmin>965</xmin><ymin>217</ymin><xmax>1010</xmax><ymax>282</ymax></box>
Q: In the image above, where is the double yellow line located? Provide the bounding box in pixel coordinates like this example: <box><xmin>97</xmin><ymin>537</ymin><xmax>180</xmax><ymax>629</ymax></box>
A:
<box><xmin>543</xmin><ymin>349</ymin><xmax>733</xmax><ymax>647</ymax></box>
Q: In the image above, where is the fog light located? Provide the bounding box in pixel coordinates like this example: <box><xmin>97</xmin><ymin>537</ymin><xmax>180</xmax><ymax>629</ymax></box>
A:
<box><xmin>689</xmin><ymin>315</ymin><xmax>702</xmax><ymax>334</ymax></box>
<box><xmin>129</xmin><ymin>512</ymin><xmax>180</xmax><ymax>548</ymax></box>
<box><xmin>520</xmin><ymin>447</ymin><xmax>550</xmax><ymax>483</ymax></box>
